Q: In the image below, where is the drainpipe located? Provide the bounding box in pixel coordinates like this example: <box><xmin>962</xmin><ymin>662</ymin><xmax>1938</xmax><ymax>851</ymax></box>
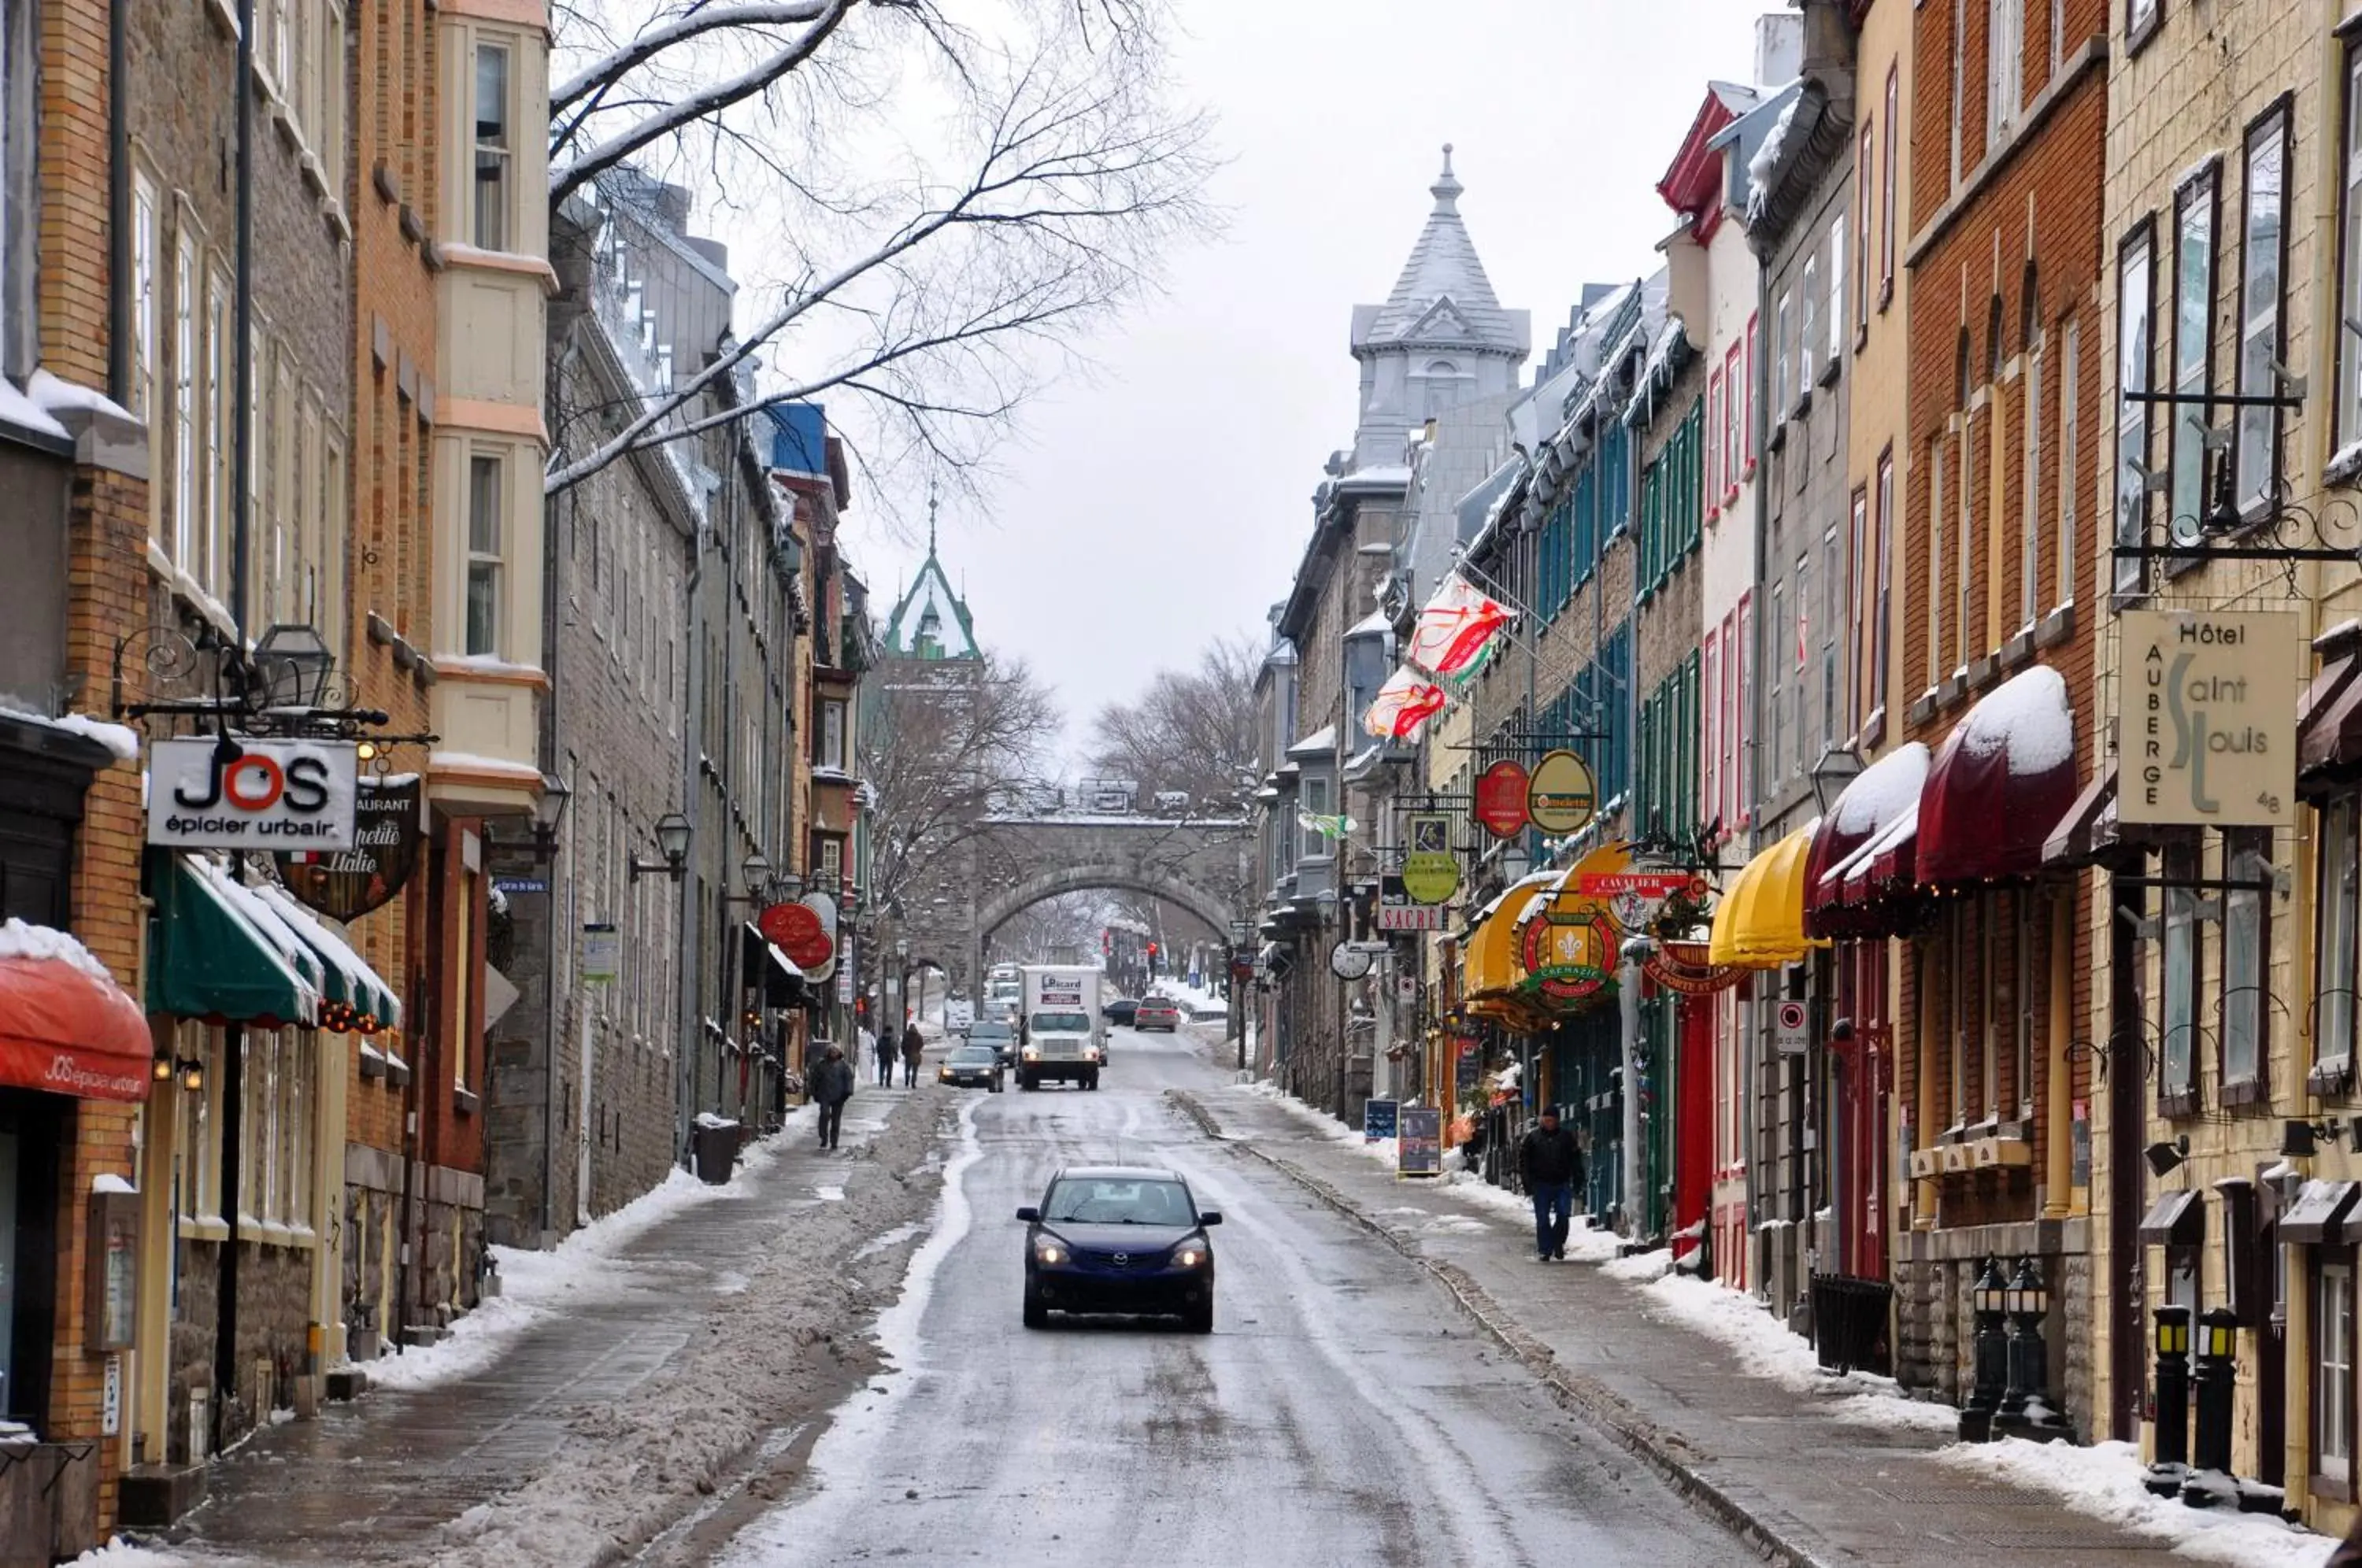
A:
<box><xmin>675</xmin><ymin>516</ymin><xmax>705</xmax><ymax>1167</ymax></box>
<box><xmin>106</xmin><ymin>0</ymin><xmax>129</xmax><ymax>401</ymax></box>
<box><xmin>1744</xmin><ymin>247</ymin><xmax>1773</xmax><ymax>1276</ymax></box>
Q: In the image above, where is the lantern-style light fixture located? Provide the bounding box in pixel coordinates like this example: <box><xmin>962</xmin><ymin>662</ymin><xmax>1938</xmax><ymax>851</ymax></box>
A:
<box><xmin>1972</xmin><ymin>1258</ymin><xmax>2009</xmax><ymax>1316</ymax></box>
<box><xmin>742</xmin><ymin>851</ymin><xmax>772</xmax><ymax>888</ymax></box>
<box><xmin>535</xmin><ymin>774</ymin><xmax>572</xmax><ymax>835</ymax></box>
<box><xmin>2201</xmin><ymin>1310</ymin><xmax>2236</xmax><ymax>1360</ymax></box>
<box><xmin>253</xmin><ymin>622</ymin><xmax>336</xmax><ymax>708</ymax></box>
<box><xmin>2155</xmin><ymin>1306</ymin><xmax>2191</xmax><ymax>1355</ymax></box>
<box><xmin>2006</xmin><ymin>1256</ymin><xmax>2047</xmax><ymax>1317</ymax></box>
<box><xmin>152</xmin><ymin>1053</ymin><xmax>175</xmax><ymax>1082</ymax></box>
<box><xmin>630</xmin><ymin>812</ymin><xmax>694</xmax><ymax>882</ymax></box>
<box><xmin>178</xmin><ymin>1057</ymin><xmax>205</xmax><ymax>1093</ymax></box>
<box><xmin>776</xmin><ymin>868</ymin><xmax>805</xmax><ymax>900</ymax></box>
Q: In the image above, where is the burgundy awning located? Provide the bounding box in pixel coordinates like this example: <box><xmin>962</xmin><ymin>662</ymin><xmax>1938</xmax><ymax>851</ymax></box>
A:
<box><xmin>2301</xmin><ymin>638</ymin><xmax>2362</xmax><ymax>788</ymax></box>
<box><xmin>1917</xmin><ymin>665</ymin><xmax>2079</xmax><ymax>887</ymax></box>
<box><xmin>1805</xmin><ymin>742</ymin><xmax>1929</xmax><ymax>938</ymax></box>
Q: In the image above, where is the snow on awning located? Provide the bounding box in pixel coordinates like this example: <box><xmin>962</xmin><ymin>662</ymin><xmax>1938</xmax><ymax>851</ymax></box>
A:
<box><xmin>1805</xmin><ymin>743</ymin><xmax>1928</xmax><ymax>937</ymax></box>
<box><xmin>1917</xmin><ymin>665</ymin><xmax>2079</xmax><ymax>888</ymax></box>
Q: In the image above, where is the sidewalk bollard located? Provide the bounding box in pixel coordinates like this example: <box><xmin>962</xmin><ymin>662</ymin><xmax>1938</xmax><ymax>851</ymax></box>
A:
<box><xmin>2181</xmin><ymin>1306</ymin><xmax>2239</xmax><ymax>1507</ymax></box>
<box><xmin>1960</xmin><ymin>1256</ymin><xmax>2007</xmax><ymax>1441</ymax></box>
<box><xmin>2145</xmin><ymin>1304</ymin><xmax>2191</xmax><ymax>1496</ymax></box>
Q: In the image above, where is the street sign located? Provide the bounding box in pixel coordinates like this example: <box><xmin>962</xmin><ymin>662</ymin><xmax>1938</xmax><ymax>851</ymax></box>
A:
<box><xmin>1395</xmin><ymin>972</ymin><xmax>1419</xmax><ymax>1004</ymax></box>
<box><xmin>148</xmin><ymin>737</ymin><xmax>357</xmax><ymax>850</ymax></box>
<box><xmin>1772</xmin><ymin>999</ymin><xmax>1809</xmax><ymax>1055</ymax></box>
<box><xmin>1376</xmin><ymin>904</ymin><xmax>1443</xmax><ymax>930</ymax></box>
<box><xmin>1398</xmin><ymin>1106</ymin><xmax>1443</xmax><ymax>1176</ymax></box>
<box><xmin>1473</xmin><ymin>760</ymin><xmax>1531</xmax><ymax>839</ymax></box>
<box><xmin>1526</xmin><ymin>749</ymin><xmax>1597</xmax><ymax>835</ymax></box>
<box><xmin>1364</xmin><ymin>1098</ymin><xmax>1398</xmax><ymax>1143</ymax></box>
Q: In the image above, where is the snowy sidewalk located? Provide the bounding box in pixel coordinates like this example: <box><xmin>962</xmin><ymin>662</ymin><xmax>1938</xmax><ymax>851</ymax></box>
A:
<box><xmin>1181</xmin><ymin>1085</ymin><xmax>2331</xmax><ymax>1568</ymax></box>
<box><xmin>160</xmin><ymin>1081</ymin><xmax>950</xmax><ymax>1567</ymax></box>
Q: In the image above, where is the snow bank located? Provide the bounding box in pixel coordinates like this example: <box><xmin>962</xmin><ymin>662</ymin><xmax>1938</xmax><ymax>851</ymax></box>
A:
<box><xmin>357</xmin><ymin>1136</ymin><xmax>785</xmax><ymax>1393</ymax></box>
<box><xmin>61</xmin><ymin>1544</ymin><xmax>194</xmax><ymax>1568</ymax></box>
<box><xmin>1936</xmin><ymin>1438</ymin><xmax>2335</xmax><ymax>1568</ymax></box>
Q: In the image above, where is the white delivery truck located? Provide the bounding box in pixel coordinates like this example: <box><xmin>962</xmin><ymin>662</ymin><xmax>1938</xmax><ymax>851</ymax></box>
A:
<box><xmin>1017</xmin><ymin>965</ymin><xmax>1105</xmax><ymax>1091</ymax></box>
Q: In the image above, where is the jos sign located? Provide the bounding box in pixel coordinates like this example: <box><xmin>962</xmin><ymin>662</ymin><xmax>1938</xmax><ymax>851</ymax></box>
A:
<box><xmin>2120</xmin><ymin>609</ymin><xmax>2297</xmax><ymax>828</ymax></box>
<box><xmin>147</xmin><ymin>737</ymin><xmax>358</xmax><ymax>850</ymax></box>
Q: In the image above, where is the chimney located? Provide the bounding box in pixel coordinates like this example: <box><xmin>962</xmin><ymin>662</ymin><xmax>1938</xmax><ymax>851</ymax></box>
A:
<box><xmin>1755</xmin><ymin>11</ymin><xmax>1803</xmax><ymax>87</ymax></box>
<box><xmin>655</xmin><ymin>182</ymin><xmax>692</xmax><ymax>233</ymax></box>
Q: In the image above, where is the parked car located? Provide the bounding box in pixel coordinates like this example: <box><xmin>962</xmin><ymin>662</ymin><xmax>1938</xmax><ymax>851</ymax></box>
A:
<box><xmin>938</xmin><ymin>1044</ymin><xmax>1005</xmax><ymax>1092</ymax></box>
<box><xmin>1134</xmin><ymin>998</ymin><xmax>1182</xmax><ymax>1032</ymax></box>
<box><xmin>1016</xmin><ymin>1165</ymin><xmax>1220</xmax><ymax>1332</ymax></box>
<box><xmin>1103</xmin><ymin>996</ymin><xmax>1138</xmax><ymax>1026</ymax></box>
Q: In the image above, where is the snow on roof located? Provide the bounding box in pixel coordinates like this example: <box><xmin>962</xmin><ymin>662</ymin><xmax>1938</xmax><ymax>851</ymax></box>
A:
<box><xmin>1287</xmin><ymin>724</ymin><xmax>1338</xmax><ymax>759</ymax></box>
<box><xmin>0</xmin><ymin>378</ymin><xmax>68</xmax><ymax>442</ymax></box>
<box><xmin>0</xmin><ymin>704</ymin><xmax>139</xmax><ymax>762</ymax></box>
<box><xmin>1338</xmin><ymin>464</ymin><xmax>1413</xmax><ymax>489</ymax></box>
<box><xmin>1956</xmin><ymin>664</ymin><xmax>2075</xmax><ymax>777</ymax></box>
<box><xmin>92</xmin><ymin>1174</ymin><xmax>135</xmax><ymax>1194</ymax></box>
<box><xmin>1357</xmin><ymin>147</ymin><xmax>1527</xmax><ymax>357</ymax></box>
<box><xmin>1346</xmin><ymin>610</ymin><xmax>1391</xmax><ymax>638</ymax></box>
<box><xmin>26</xmin><ymin>369</ymin><xmax>132</xmax><ymax>424</ymax></box>
<box><xmin>0</xmin><ymin>917</ymin><xmax>120</xmax><ymax>986</ymax></box>
<box><xmin>1746</xmin><ymin>94</ymin><xmax>1801</xmax><ymax>216</ymax></box>
<box><xmin>1827</xmin><ymin>742</ymin><xmax>1931</xmax><ymax>837</ymax></box>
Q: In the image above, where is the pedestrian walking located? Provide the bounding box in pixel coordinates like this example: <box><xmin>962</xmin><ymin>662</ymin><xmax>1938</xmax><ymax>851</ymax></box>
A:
<box><xmin>810</xmin><ymin>1043</ymin><xmax>854</xmax><ymax>1150</ymax></box>
<box><xmin>1519</xmin><ymin>1108</ymin><xmax>1583</xmax><ymax>1263</ymax></box>
<box><xmin>862</xmin><ymin>1023</ymin><xmax>890</xmax><ymax>1087</ymax></box>
<box><xmin>900</xmin><ymin>1019</ymin><xmax>924</xmax><ymax>1088</ymax></box>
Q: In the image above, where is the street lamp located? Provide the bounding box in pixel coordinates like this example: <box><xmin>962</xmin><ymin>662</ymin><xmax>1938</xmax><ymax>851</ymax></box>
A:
<box><xmin>254</xmin><ymin>622</ymin><xmax>335</xmax><ymax>708</ymax></box>
<box><xmin>742</xmin><ymin>850</ymin><xmax>772</xmax><ymax>886</ymax></box>
<box><xmin>531</xmin><ymin>773</ymin><xmax>571</xmax><ymax>852</ymax></box>
<box><xmin>629</xmin><ymin>812</ymin><xmax>694</xmax><ymax>882</ymax></box>
<box><xmin>1808</xmin><ymin>743</ymin><xmax>1865</xmax><ymax>815</ymax></box>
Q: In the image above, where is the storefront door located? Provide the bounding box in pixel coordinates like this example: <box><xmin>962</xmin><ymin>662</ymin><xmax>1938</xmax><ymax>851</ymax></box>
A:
<box><xmin>0</xmin><ymin>1090</ymin><xmax>61</xmax><ymax>1431</ymax></box>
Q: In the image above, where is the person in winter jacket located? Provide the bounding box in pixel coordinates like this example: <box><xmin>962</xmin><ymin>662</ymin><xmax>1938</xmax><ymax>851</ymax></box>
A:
<box><xmin>862</xmin><ymin>1023</ymin><xmax>890</xmax><ymax>1087</ymax></box>
<box><xmin>1519</xmin><ymin>1108</ymin><xmax>1585</xmax><ymax>1262</ymax></box>
<box><xmin>900</xmin><ymin>1020</ymin><xmax>925</xmax><ymax>1088</ymax></box>
<box><xmin>810</xmin><ymin>1044</ymin><xmax>855</xmax><ymax>1149</ymax></box>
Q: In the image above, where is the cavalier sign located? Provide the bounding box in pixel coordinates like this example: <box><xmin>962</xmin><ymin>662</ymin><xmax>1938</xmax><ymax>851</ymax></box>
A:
<box><xmin>147</xmin><ymin>738</ymin><xmax>357</xmax><ymax>850</ymax></box>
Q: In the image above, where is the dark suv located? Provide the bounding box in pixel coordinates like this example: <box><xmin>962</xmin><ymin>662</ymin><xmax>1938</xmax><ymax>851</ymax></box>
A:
<box><xmin>1016</xmin><ymin>1165</ymin><xmax>1220</xmax><ymax>1332</ymax></box>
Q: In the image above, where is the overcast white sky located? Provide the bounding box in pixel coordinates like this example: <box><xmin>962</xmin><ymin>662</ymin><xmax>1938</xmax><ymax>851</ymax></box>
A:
<box><xmin>839</xmin><ymin>0</ymin><xmax>1779</xmax><ymax>760</ymax></box>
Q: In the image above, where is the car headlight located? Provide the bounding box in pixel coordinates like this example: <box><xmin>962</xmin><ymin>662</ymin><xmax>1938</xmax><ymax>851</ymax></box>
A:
<box><xmin>1023</xmin><ymin>1047</ymin><xmax>1039</xmax><ymax>1060</ymax></box>
<box><xmin>1170</xmin><ymin>1243</ymin><xmax>1208</xmax><ymax>1270</ymax></box>
<box><xmin>938</xmin><ymin>1067</ymin><xmax>952</xmax><ymax>1080</ymax></box>
<box><xmin>1033</xmin><ymin>1238</ymin><xmax>1068</xmax><ymax>1265</ymax></box>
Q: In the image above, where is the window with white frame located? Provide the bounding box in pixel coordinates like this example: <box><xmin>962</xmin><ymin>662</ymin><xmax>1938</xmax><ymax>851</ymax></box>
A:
<box><xmin>1857</xmin><ymin>124</ymin><xmax>1874</xmax><ymax>334</ymax></box>
<box><xmin>2023</xmin><ymin>335</ymin><xmax>2043</xmax><ymax>626</ymax></box>
<box><xmin>1929</xmin><ymin>436</ymin><xmax>1947</xmax><ymax>686</ymax></box>
<box><xmin>2060</xmin><ymin>316</ymin><xmax>2079</xmax><ymax>606</ymax></box>
<box><xmin>2236</xmin><ymin>102</ymin><xmax>2287</xmax><ymax>515</ymax></box>
<box><xmin>1827</xmin><ymin>216</ymin><xmax>1844</xmax><ymax>368</ymax></box>
<box><xmin>207</xmin><ymin>269</ymin><xmax>231</xmax><ymax>604</ymax></box>
<box><xmin>1300</xmin><ymin>773</ymin><xmax>1332</xmax><ymax>862</ymax></box>
<box><xmin>1987</xmin><ymin>0</ymin><xmax>2023</xmax><ymax>143</ymax></box>
<box><xmin>173</xmin><ymin>231</ymin><xmax>199</xmax><ymax>571</ymax></box>
<box><xmin>472</xmin><ymin>40</ymin><xmax>514</xmax><ymax>251</ymax></box>
<box><xmin>1774</xmin><ymin>291</ymin><xmax>1791</xmax><ymax>420</ymax></box>
<box><xmin>2162</xmin><ymin>842</ymin><xmax>2200</xmax><ymax>1108</ymax></box>
<box><xmin>131</xmin><ymin>172</ymin><xmax>157</xmax><ymax>424</ymax></box>
<box><xmin>2117</xmin><ymin>222</ymin><xmax>2154</xmax><ymax>592</ymax></box>
<box><xmin>1882</xmin><ymin>66</ymin><xmax>1900</xmax><ymax>300</ymax></box>
<box><xmin>2016</xmin><ymin>892</ymin><xmax>2037</xmax><ymax>1118</ymax></box>
<box><xmin>467</xmin><ymin>453</ymin><xmax>504</xmax><ymax>656</ymax></box>
<box><xmin>1949</xmin><ymin>0</ymin><xmax>1966</xmax><ymax>188</ymax></box>
<box><xmin>1873</xmin><ymin>450</ymin><xmax>1892</xmax><ymax>727</ymax></box>
<box><xmin>2321</xmin><ymin>1263</ymin><xmax>2355</xmax><ymax>1482</ymax></box>
<box><xmin>1799</xmin><ymin>259</ymin><xmax>1819</xmax><ymax>396</ymax></box>
<box><xmin>2170</xmin><ymin>168</ymin><xmax>2217</xmax><ymax>545</ymax></box>
<box><xmin>1957</xmin><ymin>409</ymin><xmax>1975</xmax><ymax>669</ymax></box>
<box><xmin>2223</xmin><ymin>828</ymin><xmax>2268</xmax><ymax>1091</ymax></box>
<box><xmin>2318</xmin><ymin>796</ymin><xmax>2359</xmax><ymax>1080</ymax></box>
<box><xmin>2342</xmin><ymin>48</ymin><xmax>2362</xmax><ymax>454</ymax></box>
<box><xmin>819</xmin><ymin>697</ymin><xmax>847</xmax><ymax>771</ymax></box>
<box><xmin>1703</xmin><ymin>628</ymin><xmax>1720</xmax><ymax>822</ymax></box>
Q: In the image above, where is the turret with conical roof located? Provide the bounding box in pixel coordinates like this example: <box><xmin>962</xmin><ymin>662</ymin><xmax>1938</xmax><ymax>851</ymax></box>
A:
<box><xmin>879</xmin><ymin>489</ymin><xmax>978</xmax><ymax>661</ymax></box>
<box><xmin>1346</xmin><ymin>146</ymin><xmax>1531</xmax><ymax>468</ymax></box>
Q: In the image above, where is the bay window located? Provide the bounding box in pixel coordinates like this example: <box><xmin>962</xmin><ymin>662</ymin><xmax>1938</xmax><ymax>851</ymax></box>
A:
<box><xmin>2236</xmin><ymin>101</ymin><xmax>2288</xmax><ymax>515</ymax></box>
<box><xmin>467</xmin><ymin>453</ymin><xmax>504</xmax><ymax>656</ymax></box>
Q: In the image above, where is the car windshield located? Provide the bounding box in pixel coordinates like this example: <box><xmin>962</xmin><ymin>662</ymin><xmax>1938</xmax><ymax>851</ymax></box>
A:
<box><xmin>1031</xmin><ymin>1011</ymin><xmax>1090</xmax><ymax>1034</ymax></box>
<box><xmin>968</xmin><ymin>1021</ymin><xmax>1011</xmax><ymax>1040</ymax></box>
<box><xmin>1042</xmin><ymin>1178</ymin><xmax>1196</xmax><ymax>1226</ymax></box>
<box><xmin>950</xmin><ymin>1047</ymin><xmax>997</xmax><ymax>1065</ymax></box>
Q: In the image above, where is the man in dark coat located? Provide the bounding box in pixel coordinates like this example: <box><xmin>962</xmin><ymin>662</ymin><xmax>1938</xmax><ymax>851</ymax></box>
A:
<box><xmin>810</xmin><ymin>1043</ymin><xmax>855</xmax><ymax>1149</ymax></box>
<box><xmin>1519</xmin><ymin>1108</ymin><xmax>1584</xmax><ymax>1263</ymax></box>
<box><xmin>901</xmin><ymin>1019</ymin><xmax>925</xmax><ymax>1088</ymax></box>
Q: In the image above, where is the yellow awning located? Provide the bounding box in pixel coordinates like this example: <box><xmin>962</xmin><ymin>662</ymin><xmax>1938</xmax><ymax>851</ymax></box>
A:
<box><xmin>1463</xmin><ymin>870</ymin><xmax>1557</xmax><ymax>998</ymax></box>
<box><xmin>1707</xmin><ymin>822</ymin><xmax>1824</xmax><ymax>968</ymax></box>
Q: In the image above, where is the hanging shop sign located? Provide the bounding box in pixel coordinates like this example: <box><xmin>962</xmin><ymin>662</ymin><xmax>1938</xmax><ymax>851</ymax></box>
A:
<box><xmin>1580</xmin><ymin>870</ymin><xmax>1708</xmax><ymax>932</ymax></box>
<box><xmin>1642</xmin><ymin>939</ymin><xmax>1747</xmax><ymax>996</ymax></box>
<box><xmin>148</xmin><ymin>736</ymin><xmax>357</xmax><ymax>850</ymax></box>
<box><xmin>580</xmin><ymin>923</ymin><xmax>620</xmax><ymax>985</ymax></box>
<box><xmin>1398</xmin><ymin>1105</ymin><xmax>1444</xmax><ymax>1176</ymax></box>
<box><xmin>1519</xmin><ymin>906</ymin><xmax>1616</xmax><ymax>1001</ymax></box>
<box><xmin>1379</xmin><ymin>871</ymin><xmax>1446</xmax><ymax>930</ymax></box>
<box><xmin>1473</xmin><ymin>760</ymin><xmax>1531</xmax><ymax>839</ymax></box>
<box><xmin>1401</xmin><ymin>812</ymin><xmax>1461</xmax><ymax>904</ymax></box>
<box><xmin>760</xmin><ymin>900</ymin><xmax>837</xmax><ymax>974</ymax></box>
<box><xmin>1329</xmin><ymin>941</ymin><xmax>1375</xmax><ymax>981</ymax></box>
<box><xmin>2119</xmin><ymin>608</ymin><xmax>2299</xmax><ymax>827</ymax></box>
<box><xmin>1525</xmin><ymin>749</ymin><xmax>1597</xmax><ymax>836</ymax></box>
<box><xmin>276</xmin><ymin>776</ymin><xmax>422</xmax><ymax>920</ymax></box>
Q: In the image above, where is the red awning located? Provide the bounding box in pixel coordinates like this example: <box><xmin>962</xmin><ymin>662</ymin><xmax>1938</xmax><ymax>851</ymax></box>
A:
<box><xmin>1917</xmin><ymin>665</ymin><xmax>2079</xmax><ymax>887</ymax></box>
<box><xmin>1805</xmin><ymin>743</ymin><xmax>1930</xmax><ymax>937</ymax></box>
<box><xmin>0</xmin><ymin>937</ymin><xmax>154</xmax><ymax>1104</ymax></box>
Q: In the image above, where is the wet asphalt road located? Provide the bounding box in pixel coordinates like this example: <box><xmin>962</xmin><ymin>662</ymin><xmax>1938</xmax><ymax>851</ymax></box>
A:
<box><xmin>716</xmin><ymin>1027</ymin><xmax>1753</xmax><ymax>1568</ymax></box>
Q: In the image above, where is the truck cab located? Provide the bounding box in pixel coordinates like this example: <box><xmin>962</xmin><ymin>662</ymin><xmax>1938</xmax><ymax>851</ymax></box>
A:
<box><xmin>1018</xmin><ymin>965</ymin><xmax>1105</xmax><ymax>1090</ymax></box>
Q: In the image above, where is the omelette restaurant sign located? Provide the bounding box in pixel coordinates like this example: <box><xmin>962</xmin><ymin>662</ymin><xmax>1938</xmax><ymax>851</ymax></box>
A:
<box><xmin>147</xmin><ymin>738</ymin><xmax>357</xmax><ymax>849</ymax></box>
<box><xmin>2120</xmin><ymin>610</ymin><xmax>2297</xmax><ymax>828</ymax></box>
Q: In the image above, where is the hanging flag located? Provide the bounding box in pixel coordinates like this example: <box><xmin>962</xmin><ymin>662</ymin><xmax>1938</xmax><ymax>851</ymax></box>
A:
<box><xmin>1405</xmin><ymin>575</ymin><xmax>1512</xmax><ymax>679</ymax></box>
<box><xmin>1363</xmin><ymin>668</ymin><xmax>1448</xmax><ymax>741</ymax></box>
<box><xmin>1297</xmin><ymin>810</ymin><xmax>1357</xmax><ymax>841</ymax></box>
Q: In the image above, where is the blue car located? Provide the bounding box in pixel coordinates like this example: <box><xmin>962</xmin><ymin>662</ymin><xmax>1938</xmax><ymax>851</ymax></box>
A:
<box><xmin>1015</xmin><ymin>1165</ymin><xmax>1220</xmax><ymax>1333</ymax></box>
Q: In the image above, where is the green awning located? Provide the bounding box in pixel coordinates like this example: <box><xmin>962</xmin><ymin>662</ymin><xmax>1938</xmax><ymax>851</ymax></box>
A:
<box><xmin>146</xmin><ymin>854</ymin><xmax>320</xmax><ymax>1028</ymax></box>
<box><xmin>254</xmin><ymin>882</ymin><xmax>402</xmax><ymax>1030</ymax></box>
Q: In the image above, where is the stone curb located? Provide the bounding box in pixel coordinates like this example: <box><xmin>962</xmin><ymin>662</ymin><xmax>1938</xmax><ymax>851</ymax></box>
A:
<box><xmin>1168</xmin><ymin>1087</ymin><xmax>1823</xmax><ymax>1568</ymax></box>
